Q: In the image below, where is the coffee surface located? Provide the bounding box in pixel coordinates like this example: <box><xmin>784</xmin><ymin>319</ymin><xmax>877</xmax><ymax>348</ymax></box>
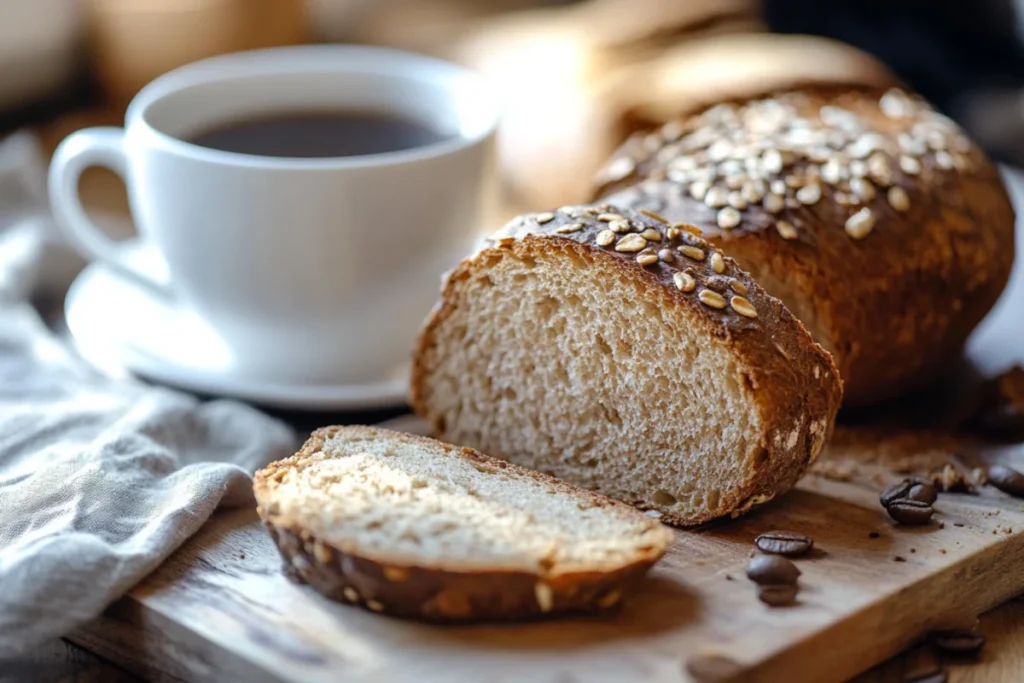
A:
<box><xmin>188</xmin><ymin>111</ymin><xmax>447</xmax><ymax>158</ymax></box>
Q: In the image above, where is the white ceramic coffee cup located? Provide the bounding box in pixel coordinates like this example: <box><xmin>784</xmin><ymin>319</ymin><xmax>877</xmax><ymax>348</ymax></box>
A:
<box><xmin>49</xmin><ymin>45</ymin><xmax>497</xmax><ymax>384</ymax></box>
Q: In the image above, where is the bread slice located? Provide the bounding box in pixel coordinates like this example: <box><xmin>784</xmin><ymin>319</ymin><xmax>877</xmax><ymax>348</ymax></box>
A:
<box><xmin>411</xmin><ymin>205</ymin><xmax>843</xmax><ymax>526</ymax></box>
<box><xmin>254</xmin><ymin>425</ymin><xmax>671</xmax><ymax>621</ymax></box>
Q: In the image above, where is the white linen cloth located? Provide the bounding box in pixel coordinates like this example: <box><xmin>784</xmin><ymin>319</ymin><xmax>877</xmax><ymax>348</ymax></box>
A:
<box><xmin>0</xmin><ymin>132</ymin><xmax>296</xmax><ymax>657</ymax></box>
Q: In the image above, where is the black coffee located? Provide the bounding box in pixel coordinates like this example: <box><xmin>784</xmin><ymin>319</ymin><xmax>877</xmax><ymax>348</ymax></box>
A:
<box><xmin>188</xmin><ymin>111</ymin><xmax>447</xmax><ymax>158</ymax></box>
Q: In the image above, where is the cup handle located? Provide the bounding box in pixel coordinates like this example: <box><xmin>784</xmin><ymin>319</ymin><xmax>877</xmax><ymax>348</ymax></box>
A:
<box><xmin>48</xmin><ymin>127</ymin><xmax>171</xmax><ymax>297</ymax></box>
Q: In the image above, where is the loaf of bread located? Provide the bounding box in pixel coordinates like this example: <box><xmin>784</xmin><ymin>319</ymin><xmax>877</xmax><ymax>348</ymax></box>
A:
<box><xmin>254</xmin><ymin>426</ymin><xmax>671</xmax><ymax>621</ymax></box>
<box><xmin>411</xmin><ymin>205</ymin><xmax>842</xmax><ymax>525</ymax></box>
<box><xmin>594</xmin><ymin>87</ymin><xmax>1016</xmax><ymax>406</ymax></box>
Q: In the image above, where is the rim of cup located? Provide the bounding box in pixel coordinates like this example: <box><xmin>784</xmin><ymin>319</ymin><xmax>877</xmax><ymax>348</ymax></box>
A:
<box><xmin>125</xmin><ymin>44</ymin><xmax>500</xmax><ymax>171</ymax></box>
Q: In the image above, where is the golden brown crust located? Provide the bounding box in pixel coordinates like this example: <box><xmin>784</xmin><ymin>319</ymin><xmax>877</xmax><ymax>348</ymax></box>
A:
<box><xmin>410</xmin><ymin>206</ymin><xmax>843</xmax><ymax>525</ymax></box>
<box><xmin>254</xmin><ymin>426</ymin><xmax>670</xmax><ymax>621</ymax></box>
<box><xmin>593</xmin><ymin>86</ymin><xmax>1016</xmax><ymax>406</ymax></box>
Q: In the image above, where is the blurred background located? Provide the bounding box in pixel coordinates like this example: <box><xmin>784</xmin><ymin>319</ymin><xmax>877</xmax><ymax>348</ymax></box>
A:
<box><xmin>3</xmin><ymin>0</ymin><xmax>1024</xmax><ymax>307</ymax></box>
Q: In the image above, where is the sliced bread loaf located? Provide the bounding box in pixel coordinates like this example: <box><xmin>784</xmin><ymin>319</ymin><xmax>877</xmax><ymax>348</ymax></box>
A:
<box><xmin>254</xmin><ymin>425</ymin><xmax>671</xmax><ymax>621</ymax></box>
<box><xmin>411</xmin><ymin>205</ymin><xmax>843</xmax><ymax>526</ymax></box>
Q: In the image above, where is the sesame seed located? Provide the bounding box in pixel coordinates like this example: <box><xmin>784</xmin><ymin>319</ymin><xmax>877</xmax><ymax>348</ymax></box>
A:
<box><xmin>615</xmin><ymin>234</ymin><xmax>647</xmax><ymax>252</ymax></box>
<box><xmin>725</xmin><ymin>173</ymin><xmax>746</xmax><ymax>190</ymax></box>
<box><xmin>597</xmin><ymin>590</ymin><xmax>622</xmax><ymax>608</ymax></box>
<box><xmin>661</xmin><ymin>120</ymin><xmax>684</xmax><ymax>141</ymax></box>
<box><xmin>636</xmin><ymin>252</ymin><xmax>659</xmax><ymax>267</ymax></box>
<box><xmin>867</xmin><ymin>153</ymin><xmax>893</xmax><ymax>186</ymax></box>
<box><xmin>845</xmin><ymin>207</ymin><xmax>876</xmax><ymax>239</ymax></box>
<box><xmin>898</xmin><ymin>133</ymin><xmax>927</xmax><ymax>156</ymax></box>
<box><xmin>679</xmin><ymin>245</ymin><xmax>706</xmax><ymax>261</ymax></box>
<box><xmin>597</xmin><ymin>213</ymin><xmax>621</xmax><ymax>222</ymax></box>
<box><xmin>677</xmin><ymin>223</ymin><xmax>704</xmax><ymax>237</ymax></box>
<box><xmin>717</xmin><ymin>207</ymin><xmax>741</xmax><ymax>230</ymax></box>
<box><xmin>849</xmin><ymin>160</ymin><xmax>868</xmax><ymax>178</ymax></box>
<box><xmin>658</xmin><ymin>248</ymin><xmax>675</xmax><ymax>263</ymax></box>
<box><xmin>935</xmin><ymin>150</ymin><xmax>954</xmax><ymax>169</ymax></box>
<box><xmin>609</xmin><ymin>218</ymin><xmax>632</xmax><ymax>233</ymax></box>
<box><xmin>899</xmin><ymin>155</ymin><xmax>921</xmax><ymax>175</ymax></box>
<box><xmin>796</xmin><ymin>182</ymin><xmax>822</xmax><ymax>205</ymax></box>
<box><xmin>953</xmin><ymin>153</ymin><xmax>971</xmax><ymax>171</ymax></box>
<box><xmin>762</xmin><ymin>149</ymin><xmax>784</xmax><ymax>174</ymax></box>
<box><xmin>784</xmin><ymin>174</ymin><xmax>805</xmax><ymax>189</ymax></box>
<box><xmin>558</xmin><ymin>206</ymin><xmax>577</xmax><ymax>215</ymax></box>
<box><xmin>927</xmin><ymin>130</ymin><xmax>948</xmax><ymax>151</ymax></box>
<box><xmin>730</xmin><ymin>296</ymin><xmax>758</xmax><ymax>318</ymax></box>
<box><xmin>535</xmin><ymin>582</ymin><xmax>554</xmax><ymax>612</ymax></box>
<box><xmin>367</xmin><ymin>599</ymin><xmax>385</xmax><ymax>612</ymax></box>
<box><xmin>770</xmin><ymin>179</ymin><xmax>787</xmax><ymax>195</ymax></box>
<box><xmin>343</xmin><ymin>587</ymin><xmax>360</xmax><ymax>602</ymax></box>
<box><xmin>887</xmin><ymin>186</ymin><xmax>910</xmax><ymax>211</ymax></box>
<box><xmin>727</xmin><ymin>191</ymin><xmax>748</xmax><ymax>210</ymax></box>
<box><xmin>730</xmin><ymin>278</ymin><xmax>748</xmax><ymax>295</ymax></box>
<box><xmin>313</xmin><ymin>541</ymin><xmax>333</xmax><ymax>564</ymax></box>
<box><xmin>689</xmin><ymin>181</ymin><xmax>711</xmax><ymax>201</ymax></box>
<box><xmin>666</xmin><ymin>226</ymin><xmax>681</xmax><ymax>240</ymax></box>
<box><xmin>704</xmin><ymin>186</ymin><xmax>729</xmax><ymax>208</ymax></box>
<box><xmin>763</xmin><ymin>193</ymin><xmax>785</xmax><ymax>214</ymax></box>
<box><xmin>710</xmin><ymin>251</ymin><xmax>725</xmax><ymax>273</ymax></box>
<box><xmin>834</xmin><ymin>191</ymin><xmax>852</xmax><ymax>206</ymax></box>
<box><xmin>673</xmin><ymin>271</ymin><xmax>696</xmax><ymax>292</ymax></box>
<box><xmin>639</xmin><ymin>209</ymin><xmax>669</xmax><ymax>224</ymax></box>
<box><xmin>741</xmin><ymin>181</ymin><xmax>763</xmax><ymax>204</ymax></box>
<box><xmin>775</xmin><ymin>220</ymin><xmax>798</xmax><ymax>240</ymax></box>
<box><xmin>785</xmin><ymin>197</ymin><xmax>801</xmax><ymax>209</ymax></box>
<box><xmin>639</xmin><ymin>228</ymin><xmax>663</xmax><ymax>241</ymax></box>
<box><xmin>698</xmin><ymin>289</ymin><xmax>728</xmax><ymax>309</ymax></box>
<box><xmin>495</xmin><ymin>236</ymin><xmax>515</xmax><ymax>247</ymax></box>
<box><xmin>555</xmin><ymin>222</ymin><xmax>583</xmax><ymax>234</ymax></box>
<box><xmin>849</xmin><ymin>177</ymin><xmax>876</xmax><ymax>202</ymax></box>
<box><xmin>383</xmin><ymin>566</ymin><xmax>410</xmax><ymax>581</ymax></box>
<box><xmin>879</xmin><ymin>89</ymin><xmax>914</xmax><ymax>118</ymax></box>
<box><xmin>535</xmin><ymin>212</ymin><xmax>555</xmax><ymax>224</ymax></box>
<box><xmin>821</xmin><ymin>159</ymin><xmax>845</xmax><ymax>184</ymax></box>
<box><xmin>596</xmin><ymin>230</ymin><xmax>615</xmax><ymax>247</ymax></box>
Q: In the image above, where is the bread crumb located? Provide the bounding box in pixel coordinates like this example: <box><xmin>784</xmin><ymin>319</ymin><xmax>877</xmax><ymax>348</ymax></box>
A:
<box><xmin>940</xmin><ymin>549</ymin><xmax>947</xmax><ymax>554</ymax></box>
<box><xmin>910</xmin><ymin>548</ymin><xmax>916</xmax><ymax>553</ymax></box>
<box><xmin>869</xmin><ymin>532</ymin><xmax>881</xmax><ymax>539</ymax></box>
<box><xmin>240</xmin><ymin>553</ymin><xmax>246</xmax><ymax>559</ymax></box>
<box><xmin>938</xmin><ymin>521</ymin><xmax>945</xmax><ymax>529</ymax></box>
<box><xmin>725</xmin><ymin>574</ymin><xmax>734</xmax><ymax>581</ymax></box>
<box><xmin>894</xmin><ymin>556</ymin><xmax>907</xmax><ymax>562</ymax></box>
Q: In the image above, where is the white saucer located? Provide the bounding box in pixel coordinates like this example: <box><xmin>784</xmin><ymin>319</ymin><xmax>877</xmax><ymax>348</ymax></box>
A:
<box><xmin>65</xmin><ymin>241</ymin><xmax>409</xmax><ymax>411</ymax></box>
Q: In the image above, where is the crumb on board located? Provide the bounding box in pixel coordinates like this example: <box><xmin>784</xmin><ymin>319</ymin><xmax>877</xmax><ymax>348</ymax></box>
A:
<box><xmin>895</xmin><ymin>556</ymin><xmax>907</xmax><ymax>562</ymax></box>
<box><xmin>910</xmin><ymin>548</ymin><xmax>916</xmax><ymax>553</ymax></box>
<box><xmin>940</xmin><ymin>549</ymin><xmax>947</xmax><ymax>554</ymax></box>
<box><xmin>869</xmin><ymin>531</ymin><xmax>881</xmax><ymax>539</ymax></box>
<box><xmin>954</xmin><ymin>522</ymin><xmax>965</xmax><ymax>527</ymax></box>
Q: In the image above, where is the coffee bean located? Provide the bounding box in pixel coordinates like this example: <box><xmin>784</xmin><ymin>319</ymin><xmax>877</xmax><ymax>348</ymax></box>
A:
<box><xmin>758</xmin><ymin>584</ymin><xmax>798</xmax><ymax>606</ymax></box>
<box><xmin>903</xmin><ymin>670</ymin><xmax>947</xmax><ymax>683</ymax></box>
<box><xmin>746</xmin><ymin>555</ymin><xmax>800</xmax><ymax>585</ymax></box>
<box><xmin>881</xmin><ymin>480</ymin><xmax>913</xmax><ymax>507</ymax></box>
<box><xmin>987</xmin><ymin>464</ymin><xmax>1024</xmax><ymax>497</ymax></box>
<box><xmin>754</xmin><ymin>531</ymin><xmax>814</xmax><ymax>557</ymax></box>
<box><xmin>929</xmin><ymin>630</ymin><xmax>986</xmax><ymax>658</ymax></box>
<box><xmin>907</xmin><ymin>483</ymin><xmax>937</xmax><ymax>505</ymax></box>
<box><xmin>887</xmin><ymin>499</ymin><xmax>934</xmax><ymax>525</ymax></box>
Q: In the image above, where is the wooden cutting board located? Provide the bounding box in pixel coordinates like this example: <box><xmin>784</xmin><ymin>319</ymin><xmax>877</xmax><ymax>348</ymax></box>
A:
<box><xmin>66</xmin><ymin>170</ymin><xmax>1024</xmax><ymax>683</ymax></box>
<box><xmin>67</xmin><ymin>455</ymin><xmax>1024</xmax><ymax>683</ymax></box>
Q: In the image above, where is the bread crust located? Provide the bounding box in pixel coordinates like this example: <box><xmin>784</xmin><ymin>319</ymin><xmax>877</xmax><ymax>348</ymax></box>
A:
<box><xmin>411</xmin><ymin>206</ymin><xmax>843</xmax><ymax>525</ymax></box>
<box><xmin>593</xmin><ymin>86</ymin><xmax>1016</xmax><ymax>406</ymax></box>
<box><xmin>254</xmin><ymin>426</ymin><xmax>671</xmax><ymax>621</ymax></box>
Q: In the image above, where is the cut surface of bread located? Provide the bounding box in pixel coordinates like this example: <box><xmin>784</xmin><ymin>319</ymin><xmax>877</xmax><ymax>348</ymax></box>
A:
<box><xmin>412</xmin><ymin>206</ymin><xmax>842</xmax><ymax>526</ymax></box>
<box><xmin>254</xmin><ymin>426</ymin><xmax>671</xmax><ymax>621</ymax></box>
